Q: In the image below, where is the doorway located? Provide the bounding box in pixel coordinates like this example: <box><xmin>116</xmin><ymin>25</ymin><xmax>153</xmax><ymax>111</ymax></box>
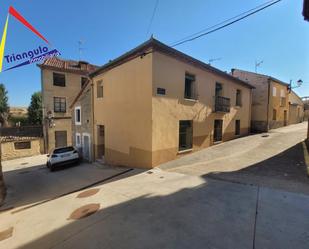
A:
<box><xmin>284</xmin><ymin>110</ymin><xmax>288</xmax><ymax>126</ymax></box>
<box><xmin>83</xmin><ymin>134</ymin><xmax>91</xmax><ymax>161</ymax></box>
<box><xmin>214</xmin><ymin>120</ymin><xmax>223</xmax><ymax>142</ymax></box>
<box><xmin>96</xmin><ymin>125</ymin><xmax>105</xmax><ymax>161</ymax></box>
<box><xmin>55</xmin><ymin>130</ymin><xmax>67</xmax><ymax>148</ymax></box>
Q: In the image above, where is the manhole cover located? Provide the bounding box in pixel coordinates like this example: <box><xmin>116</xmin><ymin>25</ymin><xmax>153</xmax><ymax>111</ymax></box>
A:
<box><xmin>76</xmin><ymin>189</ymin><xmax>100</xmax><ymax>198</ymax></box>
<box><xmin>0</xmin><ymin>227</ymin><xmax>13</xmax><ymax>241</ymax></box>
<box><xmin>68</xmin><ymin>204</ymin><xmax>100</xmax><ymax>220</ymax></box>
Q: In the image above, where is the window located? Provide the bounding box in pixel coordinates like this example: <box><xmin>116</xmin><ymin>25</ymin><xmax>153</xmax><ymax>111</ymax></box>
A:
<box><xmin>273</xmin><ymin>109</ymin><xmax>277</xmax><ymax>121</ymax></box>
<box><xmin>157</xmin><ymin>88</ymin><xmax>166</xmax><ymax>95</ymax></box>
<box><xmin>97</xmin><ymin>80</ymin><xmax>103</xmax><ymax>98</ymax></box>
<box><xmin>273</xmin><ymin>86</ymin><xmax>277</xmax><ymax>97</ymax></box>
<box><xmin>215</xmin><ymin>83</ymin><xmax>223</xmax><ymax>97</ymax></box>
<box><xmin>280</xmin><ymin>89</ymin><xmax>285</xmax><ymax>97</ymax></box>
<box><xmin>99</xmin><ymin>125</ymin><xmax>104</xmax><ymax>136</ymax></box>
<box><xmin>76</xmin><ymin>133</ymin><xmax>81</xmax><ymax>147</ymax></box>
<box><xmin>54</xmin><ymin>97</ymin><xmax>66</xmax><ymax>113</ymax></box>
<box><xmin>14</xmin><ymin>141</ymin><xmax>31</xmax><ymax>150</ymax></box>
<box><xmin>53</xmin><ymin>146</ymin><xmax>74</xmax><ymax>154</ymax></box>
<box><xmin>280</xmin><ymin>89</ymin><xmax>286</xmax><ymax>107</ymax></box>
<box><xmin>236</xmin><ymin>89</ymin><xmax>242</xmax><ymax>106</ymax></box>
<box><xmin>280</xmin><ymin>97</ymin><xmax>286</xmax><ymax>107</ymax></box>
<box><xmin>184</xmin><ymin>74</ymin><xmax>197</xmax><ymax>99</ymax></box>
<box><xmin>81</xmin><ymin>77</ymin><xmax>88</xmax><ymax>88</ymax></box>
<box><xmin>179</xmin><ymin>120</ymin><xmax>193</xmax><ymax>151</ymax></box>
<box><xmin>53</xmin><ymin>73</ymin><xmax>66</xmax><ymax>87</ymax></box>
<box><xmin>235</xmin><ymin>120</ymin><xmax>240</xmax><ymax>136</ymax></box>
<box><xmin>75</xmin><ymin>106</ymin><xmax>81</xmax><ymax>125</ymax></box>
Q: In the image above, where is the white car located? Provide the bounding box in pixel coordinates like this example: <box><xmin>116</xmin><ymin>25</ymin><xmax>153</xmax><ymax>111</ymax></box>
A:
<box><xmin>47</xmin><ymin>146</ymin><xmax>80</xmax><ymax>171</ymax></box>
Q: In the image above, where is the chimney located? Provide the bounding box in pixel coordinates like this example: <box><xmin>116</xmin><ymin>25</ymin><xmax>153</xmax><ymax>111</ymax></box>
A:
<box><xmin>78</xmin><ymin>61</ymin><xmax>89</xmax><ymax>71</ymax></box>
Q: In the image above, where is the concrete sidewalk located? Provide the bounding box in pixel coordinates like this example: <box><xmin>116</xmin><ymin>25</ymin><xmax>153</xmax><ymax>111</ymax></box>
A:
<box><xmin>0</xmin><ymin>168</ymin><xmax>308</xmax><ymax>249</ymax></box>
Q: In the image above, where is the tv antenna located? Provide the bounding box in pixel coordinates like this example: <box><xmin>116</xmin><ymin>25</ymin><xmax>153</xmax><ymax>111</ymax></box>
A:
<box><xmin>255</xmin><ymin>60</ymin><xmax>263</xmax><ymax>73</ymax></box>
<box><xmin>208</xmin><ymin>57</ymin><xmax>222</xmax><ymax>65</ymax></box>
<box><xmin>78</xmin><ymin>40</ymin><xmax>85</xmax><ymax>60</ymax></box>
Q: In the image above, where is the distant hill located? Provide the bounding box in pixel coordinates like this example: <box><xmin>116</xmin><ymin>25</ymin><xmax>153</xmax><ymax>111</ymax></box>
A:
<box><xmin>9</xmin><ymin>107</ymin><xmax>28</xmax><ymax>118</ymax></box>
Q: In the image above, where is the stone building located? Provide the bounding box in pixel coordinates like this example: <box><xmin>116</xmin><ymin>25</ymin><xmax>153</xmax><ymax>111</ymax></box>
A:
<box><xmin>232</xmin><ymin>69</ymin><xmax>289</xmax><ymax>132</ymax></box>
<box><xmin>38</xmin><ymin>58</ymin><xmax>98</xmax><ymax>152</ymax></box>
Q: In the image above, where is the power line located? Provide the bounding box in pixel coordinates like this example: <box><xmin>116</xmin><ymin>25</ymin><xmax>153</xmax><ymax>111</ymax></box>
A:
<box><xmin>171</xmin><ymin>0</ymin><xmax>277</xmax><ymax>46</ymax></box>
<box><xmin>146</xmin><ymin>0</ymin><xmax>159</xmax><ymax>37</ymax></box>
<box><xmin>171</xmin><ymin>0</ymin><xmax>282</xmax><ymax>47</ymax></box>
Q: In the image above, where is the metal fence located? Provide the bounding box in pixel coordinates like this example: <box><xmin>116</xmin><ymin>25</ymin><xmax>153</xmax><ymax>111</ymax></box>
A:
<box><xmin>0</xmin><ymin>125</ymin><xmax>43</xmax><ymax>137</ymax></box>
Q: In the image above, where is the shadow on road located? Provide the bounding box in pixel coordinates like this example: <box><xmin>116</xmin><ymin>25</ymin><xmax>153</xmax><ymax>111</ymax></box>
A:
<box><xmin>0</xmin><ymin>162</ymin><xmax>144</xmax><ymax>212</ymax></box>
<box><xmin>204</xmin><ymin>142</ymin><xmax>309</xmax><ymax>195</ymax></box>
<box><xmin>14</xmin><ymin>170</ymin><xmax>309</xmax><ymax>249</ymax></box>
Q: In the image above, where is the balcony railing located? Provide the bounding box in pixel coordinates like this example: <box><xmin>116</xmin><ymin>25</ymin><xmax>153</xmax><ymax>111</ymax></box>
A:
<box><xmin>214</xmin><ymin>96</ymin><xmax>231</xmax><ymax>113</ymax></box>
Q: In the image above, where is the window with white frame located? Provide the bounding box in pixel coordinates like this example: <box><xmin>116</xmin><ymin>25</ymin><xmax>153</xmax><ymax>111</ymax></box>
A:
<box><xmin>76</xmin><ymin>133</ymin><xmax>81</xmax><ymax>147</ymax></box>
<box><xmin>75</xmin><ymin>106</ymin><xmax>81</xmax><ymax>125</ymax></box>
<box><xmin>273</xmin><ymin>87</ymin><xmax>277</xmax><ymax>97</ymax></box>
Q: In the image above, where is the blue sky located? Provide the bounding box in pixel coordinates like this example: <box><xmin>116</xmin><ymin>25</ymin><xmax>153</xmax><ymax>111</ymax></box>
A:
<box><xmin>0</xmin><ymin>0</ymin><xmax>308</xmax><ymax>106</ymax></box>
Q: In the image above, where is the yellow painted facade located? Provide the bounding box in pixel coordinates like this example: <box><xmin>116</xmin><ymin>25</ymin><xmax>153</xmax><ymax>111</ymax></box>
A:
<box><xmin>288</xmin><ymin>91</ymin><xmax>304</xmax><ymax>124</ymax></box>
<box><xmin>232</xmin><ymin>69</ymin><xmax>289</xmax><ymax>132</ymax></box>
<box><xmin>268</xmin><ymin>80</ymin><xmax>289</xmax><ymax>129</ymax></box>
<box><xmin>92</xmin><ymin>42</ymin><xmax>253</xmax><ymax>168</ymax></box>
<box><xmin>41</xmin><ymin>68</ymin><xmax>87</xmax><ymax>152</ymax></box>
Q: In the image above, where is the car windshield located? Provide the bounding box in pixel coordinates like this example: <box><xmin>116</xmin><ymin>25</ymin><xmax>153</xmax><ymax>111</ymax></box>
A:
<box><xmin>53</xmin><ymin>147</ymin><xmax>75</xmax><ymax>154</ymax></box>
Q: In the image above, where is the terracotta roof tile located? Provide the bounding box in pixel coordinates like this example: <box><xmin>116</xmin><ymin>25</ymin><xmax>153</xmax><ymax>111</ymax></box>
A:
<box><xmin>38</xmin><ymin>57</ymin><xmax>99</xmax><ymax>74</ymax></box>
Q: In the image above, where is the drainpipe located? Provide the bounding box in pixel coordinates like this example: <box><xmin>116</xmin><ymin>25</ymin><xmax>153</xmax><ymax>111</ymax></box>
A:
<box><xmin>91</xmin><ymin>79</ymin><xmax>95</xmax><ymax>162</ymax></box>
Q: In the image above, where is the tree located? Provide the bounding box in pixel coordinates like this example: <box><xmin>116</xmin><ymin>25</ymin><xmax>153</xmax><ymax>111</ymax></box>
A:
<box><xmin>0</xmin><ymin>84</ymin><xmax>9</xmax><ymax>127</ymax></box>
<box><xmin>0</xmin><ymin>144</ymin><xmax>5</xmax><ymax>206</ymax></box>
<box><xmin>0</xmin><ymin>83</ymin><xmax>8</xmax><ymax>205</ymax></box>
<box><xmin>28</xmin><ymin>92</ymin><xmax>42</xmax><ymax>125</ymax></box>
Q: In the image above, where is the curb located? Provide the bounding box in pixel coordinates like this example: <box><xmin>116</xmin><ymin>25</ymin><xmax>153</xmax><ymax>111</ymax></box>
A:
<box><xmin>301</xmin><ymin>141</ymin><xmax>309</xmax><ymax>177</ymax></box>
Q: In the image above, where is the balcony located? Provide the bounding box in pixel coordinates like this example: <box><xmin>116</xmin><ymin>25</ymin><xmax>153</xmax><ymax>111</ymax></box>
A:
<box><xmin>214</xmin><ymin>96</ymin><xmax>231</xmax><ymax>113</ymax></box>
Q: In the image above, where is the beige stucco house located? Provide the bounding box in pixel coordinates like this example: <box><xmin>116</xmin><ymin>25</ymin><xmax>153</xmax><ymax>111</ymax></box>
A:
<box><xmin>232</xmin><ymin>69</ymin><xmax>289</xmax><ymax>132</ymax></box>
<box><xmin>38</xmin><ymin>58</ymin><xmax>98</xmax><ymax>152</ymax></box>
<box><xmin>288</xmin><ymin>91</ymin><xmax>304</xmax><ymax>124</ymax></box>
<box><xmin>70</xmin><ymin>79</ymin><xmax>94</xmax><ymax>162</ymax></box>
<box><xmin>88</xmin><ymin>38</ymin><xmax>254</xmax><ymax>168</ymax></box>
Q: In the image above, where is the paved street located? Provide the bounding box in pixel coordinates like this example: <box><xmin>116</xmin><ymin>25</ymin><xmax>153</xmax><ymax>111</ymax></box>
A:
<box><xmin>0</xmin><ymin>155</ymin><xmax>131</xmax><ymax>211</ymax></box>
<box><xmin>160</xmin><ymin>122</ymin><xmax>309</xmax><ymax>194</ymax></box>
<box><xmin>0</xmin><ymin>123</ymin><xmax>308</xmax><ymax>249</ymax></box>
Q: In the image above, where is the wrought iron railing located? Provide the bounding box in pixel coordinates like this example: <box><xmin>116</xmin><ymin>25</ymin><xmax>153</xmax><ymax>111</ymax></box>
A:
<box><xmin>214</xmin><ymin>96</ymin><xmax>231</xmax><ymax>113</ymax></box>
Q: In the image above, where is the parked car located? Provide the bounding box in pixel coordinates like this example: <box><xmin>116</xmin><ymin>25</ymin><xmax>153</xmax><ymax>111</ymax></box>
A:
<box><xmin>46</xmin><ymin>146</ymin><xmax>80</xmax><ymax>171</ymax></box>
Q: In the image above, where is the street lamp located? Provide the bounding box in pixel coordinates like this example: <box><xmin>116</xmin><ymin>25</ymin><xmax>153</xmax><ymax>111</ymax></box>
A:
<box><xmin>288</xmin><ymin>79</ymin><xmax>303</xmax><ymax>92</ymax></box>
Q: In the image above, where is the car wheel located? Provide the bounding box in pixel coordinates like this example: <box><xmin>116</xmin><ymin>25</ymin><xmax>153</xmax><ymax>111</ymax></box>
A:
<box><xmin>46</xmin><ymin>162</ymin><xmax>50</xmax><ymax>168</ymax></box>
<box><xmin>50</xmin><ymin>165</ymin><xmax>55</xmax><ymax>172</ymax></box>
